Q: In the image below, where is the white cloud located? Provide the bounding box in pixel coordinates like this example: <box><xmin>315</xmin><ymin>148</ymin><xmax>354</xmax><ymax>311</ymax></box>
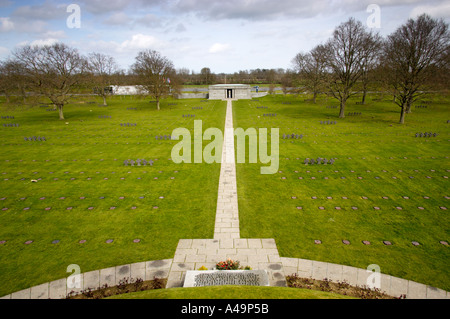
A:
<box><xmin>175</xmin><ymin>23</ymin><xmax>187</xmax><ymax>32</ymax></box>
<box><xmin>30</xmin><ymin>38</ymin><xmax>59</xmax><ymax>47</ymax></box>
<box><xmin>40</xmin><ymin>30</ymin><xmax>66</xmax><ymax>39</ymax></box>
<box><xmin>409</xmin><ymin>2</ymin><xmax>450</xmax><ymax>19</ymax></box>
<box><xmin>0</xmin><ymin>46</ymin><xmax>10</xmax><ymax>58</ymax></box>
<box><xmin>120</xmin><ymin>33</ymin><xmax>166</xmax><ymax>51</ymax></box>
<box><xmin>209</xmin><ymin>43</ymin><xmax>230</xmax><ymax>53</ymax></box>
<box><xmin>0</xmin><ymin>17</ymin><xmax>13</xmax><ymax>32</ymax></box>
<box><xmin>11</xmin><ymin>2</ymin><xmax>66</xmax><ymax>20</ymax></box>
<box><xmin>136</xmin><ymin>13</ymin><xmax>163</xmax><ymax>28</ymax></box>
<box><xmin>103</xmin><ymin>12</ymin><xmax>131</xmax><ymax>26</ymax></box>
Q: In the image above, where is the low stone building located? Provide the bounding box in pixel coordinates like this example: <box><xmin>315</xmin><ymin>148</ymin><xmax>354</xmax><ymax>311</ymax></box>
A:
<box><xmin>209</xmin><ymin>84</ymin><xmax>252</xmax><ymax>100</ymax></box>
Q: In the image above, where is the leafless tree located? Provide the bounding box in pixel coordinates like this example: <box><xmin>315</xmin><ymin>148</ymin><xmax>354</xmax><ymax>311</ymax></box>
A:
<box><xmin>88</xmin><ymin>52</ymin><xmax>118</xmax><ymax>106</ymax></box>
<box><xmin>0</xmin><ymin>60</ymin><xmax>15</xmax><ymax>103</ymax></box>
<box><xmin>383</xmin><ymin>14</ymin><xmax>450</xmax><ymax>124</ymax></box>
<box><xmin>13</xmin><ymin>42</ymin><xmax>87</xmax><ymax>120</ymax></box>
<box><xmin>131</xmin><ymin>50</ymin><xmax>175</xmax><ymax>110</ymax></box>
<box><xmin>292</xmin><ymin>44</ymin><xmax>328</xmax><ymax>103</ymax></box>
<box><xmin>0</xmin><ymin>59</ymin><xmax>30</xmax><ymax>104</ymax></box>
<box><xmin>200</xmin><ymin>67</ymin><xmax>215</xmax><ymax>85</ymax></box>
<box><xmin>324</xmin><ymin>18</ymin><xmax>377</xmax><ymax>118</ymax></box>
<box><xmin>359</xmin><ymin>32</ymin><xmax>382</xmax><ymax>104</ymax></box>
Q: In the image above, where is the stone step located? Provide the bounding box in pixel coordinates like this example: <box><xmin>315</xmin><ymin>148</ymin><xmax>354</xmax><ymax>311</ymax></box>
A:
<box><xmin>166</xmin><ymin>238</ymin><xmax>287</xmax><ymax>288</ymax></box>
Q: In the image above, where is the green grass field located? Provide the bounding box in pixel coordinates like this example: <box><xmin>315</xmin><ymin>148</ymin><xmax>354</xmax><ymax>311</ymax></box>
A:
<box><xmin>0</xmin><ymin>96</ymin><xmax>225</xmax><ymax>296</ymax></box>
<box><xmin>106</xmin><ymin>285</ymin><xmax>355</xmax><ymax>299</ymax></box>
<box><xmin>234</xmin><ymin>94</ymin><xmax>449</xmax><ymax>291</ymax></box>
<box><xmin>0</xmin><ymin>92</ymin><xmax>448</xmax><ymax>297</ymax></box>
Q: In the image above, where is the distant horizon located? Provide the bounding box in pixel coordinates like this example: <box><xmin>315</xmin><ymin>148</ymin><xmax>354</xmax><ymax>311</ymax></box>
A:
<box><xmin>1</xmin><ymin>0</ymin><xmax>450</xmax><ymax>73</ymax></box>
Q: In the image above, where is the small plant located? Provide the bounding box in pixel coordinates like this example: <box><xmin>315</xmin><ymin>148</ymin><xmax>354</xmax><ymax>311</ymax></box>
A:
<box><xmin>151</xmin><ymin>277</ymin><xmax>165</xmax><ymax>289</ymax></box>
<box><xmin>81</xmin><ymin>287</ymin><xmax>94</xmax><ymax>298</ymax></box>
<box><xmin>117</xmin><ymin>278</ymin><xmax>129</xmax><ymax>292</ymax></box>
<box><xmin>198</xmin><ymin>265</ymin><xmax>208</xmax><ymax>270</ymax></box>
<box><xmin>216</xmin><ymin>258</ymin><xmax>240</xmax><ymax>270</ymax></box>
<box><xmin>243</xmin><ymin>265</ymin><xmax>252</xmax><ymax>270</ymax></box>
<box><xmin>133</xmin><ymin>278</ymin><xmax>144</xmax><ymax>291</ymax></box>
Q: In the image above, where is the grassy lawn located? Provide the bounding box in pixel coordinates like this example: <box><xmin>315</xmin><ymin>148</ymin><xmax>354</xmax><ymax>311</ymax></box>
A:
<box><xmin>0</xmin><ymin>96</ymin><xmax>225</xmax><ymax>296</ymax></box>
<box><xmin>107</xmin><ymin>285</ymin><xmax>355</xmax><ymax>299</ymax></box>
<box><xmin>0</xmin><ymin>92</ymin><xmax>448</xmax><ymax>297</ymax></box>
<box><xmin>234</xmin><ymin>94</ymin><xmax>449</xmax><ymax>291</ymax></box>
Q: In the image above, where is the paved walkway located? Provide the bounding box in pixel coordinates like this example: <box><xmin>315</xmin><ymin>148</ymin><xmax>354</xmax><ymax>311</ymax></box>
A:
<box><xmin>166</xmin><ymin>99</ymin><xmax>286</xmax><ymax>288</ymax></box>
<box><xmin>1</xmin><ymin>99</ymin><xmax>448</xmax><ymax>299</ymax></box>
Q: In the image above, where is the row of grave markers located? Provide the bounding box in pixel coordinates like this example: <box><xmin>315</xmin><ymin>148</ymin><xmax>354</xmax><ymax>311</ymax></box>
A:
<box><xmin>123</xmin><ymin>159</ymin><xmax>153</xmax><ymax>166</ymax></box>
<box><xmin>24</xmin><ymin>136</ymin><xmax>46</xmax><ymax>141</ymax></box>
<box><xmin>415</xmin><ymin>132</ymin><xmax>438</xmax><ymax>137</ymax></box>
<box><xmin>3</xmin><ymin>238</ymin><xmax>445</xmax><ymax>247</ymax></box>
<box><xmin>282</xmin><ymin>134</ymin><xmax>303</xmax><ymax>139</ymax></box>
<box><xmin>304</xmin><ymin>158</ymin><xmax>335</xmax><ymax>165</ymax></box>
<box><xmin>320</xmin><ymin>120</ymin><xmax>337</xmax><ymax>124</ymax></box>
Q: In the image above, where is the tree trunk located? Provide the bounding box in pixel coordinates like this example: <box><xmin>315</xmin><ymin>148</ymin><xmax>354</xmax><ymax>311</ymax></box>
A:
<box><xmin>156</xmin><ymin>98</ymin><xmax>160</xmax><ymax>110</ymax></box>
<box><xmin>339</xmin><ymin>99</ymin><xmax>346</xmax><ymax>118</ymax></box>
<box><xmin>399</xmin><ymin>106</ymin><xmax>406</xmax><ymax>124</ymax></box>
<box><xmin>405</xmin><ymin>97</ymin><xmax>413</xmax><ymax>114</ymax></box>
<box><xmin>57</xmin><ymin>104</ymin><xmax>65</xmax><ymax>120</ymax></box>
<box><xmin>313</xmin><ymin>92</ymin><xmax>317</xmax><ymax>104</ymax></box>
<box><xmin>361</xmin><ymin>90</ymin><xmax>367</xmax><ymax>105</ymax></box>
<box><xmin>102</xmin><ymin>95</ymin><xmax>107</xmax><ymax>106</ymax></box>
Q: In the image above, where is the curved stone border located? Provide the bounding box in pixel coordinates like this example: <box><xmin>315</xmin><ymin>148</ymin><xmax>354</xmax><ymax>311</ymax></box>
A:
<box><xmin>2</xmin><ymin>255</ymin><xmax>448</xmax><ymax>299</ymax></box>
<box><xmin>0</xmin><ymin>259</ymin><xmax>172</xmax><ymax>299</ymax></box>
<box><xmin>280</xmin><ymin>257</ymin><xmax>449</xmax><ymax>299</ymax></box>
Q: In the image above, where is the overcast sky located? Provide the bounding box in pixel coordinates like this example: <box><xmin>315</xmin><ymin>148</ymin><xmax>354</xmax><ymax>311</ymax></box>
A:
<box><xmin>0</xmin><ymin>0</ymin><xmax>449</xmax><ymax>73</ymax></box>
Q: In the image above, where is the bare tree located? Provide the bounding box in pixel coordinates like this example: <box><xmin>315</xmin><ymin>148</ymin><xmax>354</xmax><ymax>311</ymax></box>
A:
<box><xmin>383</xmin><ymin>14</ymin><xmax>450</xmax><ymax>124</ymax></box>
<box><xmin>324</xmin><ymin>18</ymin><xmax>377</xmax><ymax>118</ymax></box>
<box><xmin>359</xmin><ymin>32</ymin><xmax>382</xmax><ymax>104</ymax></box>
<box><xmin>0</xmin><ymin>60</ymin><xmax>14</xmax><ymax>103</ymax></box>
<box><xmin>200</xmin><ymin>67</ymin><xmax>215</xmax><ymax>85</ymax></box>
<box><xmin>88</xmin><ymin>52</ymin><xmax>118</xmax><ymax>106</ymax></box>
<box><xmin>280</xmin><ymin>69</ymin><xmax>295</xmax><ymax>95</ymax></box>
<box><xmin>292</xmin><ymin>44</ymin><xmax>328</xmax><ymax>103</ymax></box>
<box><xmin>14</xmin><ymin>43</ymin><xmax>87</xmax><ymax>120</ymax></box>
<box><xmin>131</xmin><ymin>50</ymin><xmax>175</xmax><ymax>110</ymax></box>
<box><xmin>0</xmin><ymin>59</ymin><xmax>29</xmax><ymax>104</ymax></box>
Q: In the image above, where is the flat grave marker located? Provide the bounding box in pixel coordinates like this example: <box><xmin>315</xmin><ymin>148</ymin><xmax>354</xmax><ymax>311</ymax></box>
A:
<box><xmin>183</xmin><ymin>270</ymin><xmax>269</xmax><ymax>287</ymax></box>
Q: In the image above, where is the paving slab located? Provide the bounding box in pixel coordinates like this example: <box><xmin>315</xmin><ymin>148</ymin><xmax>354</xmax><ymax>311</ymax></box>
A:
<box><xmin>426</xmin><ymin>286</ymin><xmax>448</xmax><ymax>299</ymax></box>
<box><xmin>11</xmin><ymin>288</ymin><xmax>30</xmax><ymax>299</ymax></box>
<box><xmin>407</xmin><ymin>280</ymin><xmax>428</xmax><ymax>299</ymax></box>
<box><xmin>83</xmin><ymin>270</ymin><xmax>100</xmax><ymax>291</ymax></box>
<box><xmin>99</xmin><ymin>267</ymin><xmax>116</xmax><ymax>288</ymax></box>
<box><xmin>30</xmin><ymin>283</ymin><xmax>49</xmax><ymax>299</ymax></box>
<box><xmin>49</xmin><ymin>278</ymin><xmax>67</xmax><ymax>299</ymax></box>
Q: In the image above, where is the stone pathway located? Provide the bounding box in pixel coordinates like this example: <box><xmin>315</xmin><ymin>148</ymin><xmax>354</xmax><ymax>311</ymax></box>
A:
<box><xmin>166</xmin><ymin>99</ymin><xmax>287</xmax><ymax>288</ymax></box>
<box><xmin>214</xmin><ymin>99</ymin><xmax>240</xmax><ymax>240</ymax></box>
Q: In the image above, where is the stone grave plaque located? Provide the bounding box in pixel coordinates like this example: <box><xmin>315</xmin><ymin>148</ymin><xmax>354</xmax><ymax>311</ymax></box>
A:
<box><xmin>183</xmin><ymin>270</ymin><xmax>269</xmax><ymax>288</ymax></box>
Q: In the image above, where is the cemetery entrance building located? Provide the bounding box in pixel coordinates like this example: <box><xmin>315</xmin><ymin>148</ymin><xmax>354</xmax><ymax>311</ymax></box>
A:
<box><xmin>209</xmin><ymin>84</ymin><xmax>251</xmax><ymax>100</ymax></box>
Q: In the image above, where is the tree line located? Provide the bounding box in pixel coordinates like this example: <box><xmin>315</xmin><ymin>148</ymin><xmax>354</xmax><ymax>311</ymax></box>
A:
<box><xmin>0</xmin><ymin>14</ymin><xmax>449</xmax><ymax>123</ymax></box>
<box><xmin>292</xmin><ymin>14</ymin><xmax>450</xmax><ymax>123</ymax></box>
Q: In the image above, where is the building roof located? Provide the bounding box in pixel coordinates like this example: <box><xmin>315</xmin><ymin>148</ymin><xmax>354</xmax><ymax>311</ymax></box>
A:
<box><xmin>209</xmin><ymin>84</ymin><xmax>251</xmax><ymax>88</ymax></box>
